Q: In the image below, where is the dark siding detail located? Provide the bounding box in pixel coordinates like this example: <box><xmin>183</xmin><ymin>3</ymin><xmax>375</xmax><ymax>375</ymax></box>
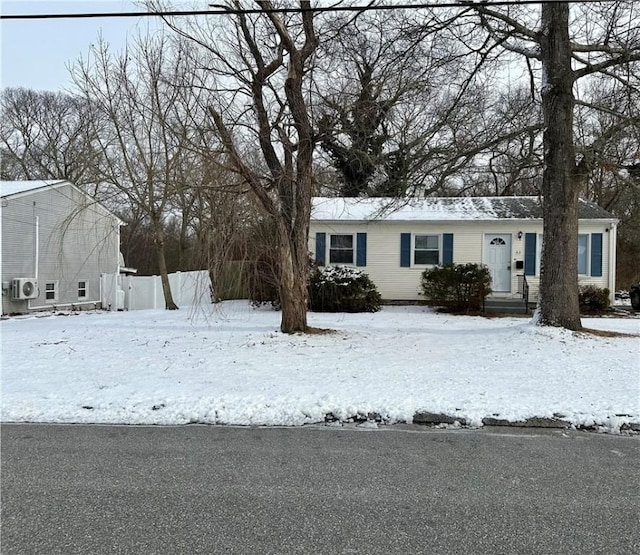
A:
<box><xmin>315</xmin><ymin>232</ymin><xmax>326</xmax><ymax>265</ymax></box>
<box><xmin>591</xmin><ymin>233</ymin><xmax>603</xmax><ymax>277</ymax></box>
<box><xmin>442</xmin><ymin>233</ymin><xmax>454</xmax><ymax>264</ymax></box>
<box><xmin>356</xmin><ymin>233</ymin><xmax>367</xmax><ymax>267</ymax></box>
<box><xmin>524</xmin><ymin>233</ymin><xmax>537</xmax><ymax>276</ymax></box>
<box><xmin>400</xmin><ymin>233</ymin><xmax>411</xmax><ymax>267</ymax></box>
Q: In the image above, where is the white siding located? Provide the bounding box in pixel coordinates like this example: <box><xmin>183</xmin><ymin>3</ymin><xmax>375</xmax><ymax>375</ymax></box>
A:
<box><xmin>523</xmin><ymin>223</ymin><xmax>613</xmax><ymax>300</ymax></box>
<box><xmin>310</xmin><ymin>220</ymin><xmax>614</xmax><ymax>302</ymax></box>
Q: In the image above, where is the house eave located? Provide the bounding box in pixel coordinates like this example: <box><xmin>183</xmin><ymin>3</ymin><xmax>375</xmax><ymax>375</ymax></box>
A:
<box><xmin>312</xmin><ymin>217</ymin><xmax>618</xmax><ymax>225</ymax></box>
<box><xmin>1</xmin><ymin>180</ymin><xmax>122</xmax><ymax>224</ymax></box>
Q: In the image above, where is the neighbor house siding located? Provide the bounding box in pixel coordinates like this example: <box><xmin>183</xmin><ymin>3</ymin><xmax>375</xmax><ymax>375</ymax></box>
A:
<box><xmin>310</xmin><ymin>221</ymin><xmax>508</xmax><ymax>300</ymax></box>
<box><xmin>1</xmin><ymin>195</ymin><xmax>36</xmax><ymax>279</ymax></box>
<box><xmin>576</xmin><ymin>224</ymin><xmax>610</xmax><ymax>292</ymax></box>
<box><xmin>309</xmin><ymin>220</ymin><xmax>614</xmax><ymax>302</ymax></box>
<box><xmin>518</xmin><ymin>223</ymin><xmax>611</xmax><ymax>301</ymax></box>
<box><xmin>2</xmin><ymin>183</ymin><xmax>120</xmax><ymax>314</ymax></box>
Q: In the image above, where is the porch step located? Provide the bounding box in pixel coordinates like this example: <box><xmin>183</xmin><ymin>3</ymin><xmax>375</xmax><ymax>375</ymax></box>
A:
<box><xmin>484</xmin><ymin>298</ymin><xmax>530</xmax><ymax>315</ymax></box>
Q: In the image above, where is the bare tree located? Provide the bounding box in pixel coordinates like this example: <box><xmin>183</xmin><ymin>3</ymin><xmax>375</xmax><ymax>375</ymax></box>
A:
<box><xmin>576</xmin><ymin>75</ymin><xmax>640</xmax><ymax>288</ymax></box>
<box><xmin>0</xmin><ymin>88</ymin><xmax>103</xmax><ymax>188</ymax></box>
<box><xmin>160</xmin><ymin>0</ymin><xmax>319</xmax><ymax>332</ymax></box>
<box><xmin>468</xmin><ymin>1</ymin><xmax>640</xmax><ymax>329</ymax></box>
<box><xmin>72</xmin><ymin>34</ymin><xmax>206</xmax><ymax>310</ymax></box>
<box><xmin>316</xmin><ymin>7</ymin><xmax>507</xmax><ymax>198</ymax></box>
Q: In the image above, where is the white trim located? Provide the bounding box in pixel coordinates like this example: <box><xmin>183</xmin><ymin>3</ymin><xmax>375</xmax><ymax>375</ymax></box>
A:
<box><xmin>483</xmin><ymin>233</ymin><xmax>513</xmax><ymax>293</ymax></box>
<box><xmin>411</xmin><ymin>233</ymin><xmax>441</xmax><ymax>267</ymax></box>
<box><xmin>608</xmin><ymin>223</ymin><xmax>617</xmax><ymax>304</ymax></box>
<box><xmin>44</xmin><ymin>281</ymin><xmax>59</xmax><ymax>303</ymax></box>
<box><xmin>536</xmin><ymin>233</ymin><xmax>544</xmax><ymax>276</ymax></box>
<box><xmin>0</xmin><ymin>180</ymin><xmax>67</xmax><ymax>199</ymax></box>
<box><xmin>78</xmin><ymin>279</ymin><xmax>89</xmax><ymax>300</ymax></box>
<box><xmin>1</xmin><ymin>180</ymin><xmax>124</xmax><ymax>224</ymax></box>
<box><xmin>577</xmin><ymin>233</ymin><xmax>590</xmax><ymax>276</ymax></box>
<box><xmin>328</xmin><ymin>233</ymin><xmax>356</xmax><ymax>265</ymax></box>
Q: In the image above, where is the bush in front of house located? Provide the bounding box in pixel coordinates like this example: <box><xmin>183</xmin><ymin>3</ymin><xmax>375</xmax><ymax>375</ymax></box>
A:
<box><xmin>421</xmin><ymin>263</ymin><xmax>492</xmax><ymax>312</ymax></box>
<box><xmin>309</xmin><ymin>266</ymin><xmax>382</xmax><ymax>313</ymax></box>
<box><xmin>579</xmin><ymin>285</ymin><xmax>610</xmax><ymax>312</ymax></box>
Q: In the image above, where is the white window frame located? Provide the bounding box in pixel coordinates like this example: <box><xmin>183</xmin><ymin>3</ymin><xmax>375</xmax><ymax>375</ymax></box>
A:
<box><xmin>577</xmin><ymin>234</ymin><xmax>589</xmax><ymax>276</ymax></box>
<box><xmin>78</xmin><ymin>280</ymin><xmax>88</xmax><ymax>300</ymax></box>
<box><xmin>328</xmin><ymin>233</ymin><xmax>355</xmax><ymax>265</ymax></box>
<box><xmin>536</xmin><ymin>234</ymin><xmax>543</xmax><ymax>276</ymax></box>
<box><xmin>413</xmin><ymin>234</ymin><xmax>441</xmax><ymax>267</ymax></box>
<box><xmin>45</xmin><ymin>281</ymin><xmax>58</xmax><ymax>303</ymax></box>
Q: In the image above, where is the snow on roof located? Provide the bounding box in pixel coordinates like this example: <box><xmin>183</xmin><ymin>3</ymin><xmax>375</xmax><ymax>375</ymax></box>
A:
<box><xmin>311</xmin><ymin>196</ymin><xmax>615</xmax><ymax>222</ymax></box>
<box><xmin>0</xmin><ymin>180</ymin><xmax>67</xmax><ymax>198</ymax></box>
<box><xmin>1</xmin><ymin>180</ymin><xmax>124</xmax><ymax>224</ymax></box>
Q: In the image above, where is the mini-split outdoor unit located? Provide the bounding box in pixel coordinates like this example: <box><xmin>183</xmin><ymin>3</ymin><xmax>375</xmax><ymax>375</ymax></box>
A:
<box><xmin>12</xmin><ymin>278</ymin><xmax>38</xmax><ymax>300</ymax></box>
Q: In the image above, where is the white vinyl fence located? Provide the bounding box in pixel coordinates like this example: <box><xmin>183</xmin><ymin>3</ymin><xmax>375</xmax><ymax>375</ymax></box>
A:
<box><xmin>101</xmin><ymin>270</ymin><xmax>212</xmax><ymax>311</ymax></box>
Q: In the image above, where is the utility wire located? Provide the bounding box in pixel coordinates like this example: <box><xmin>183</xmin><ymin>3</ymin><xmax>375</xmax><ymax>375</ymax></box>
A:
<box><xmin>0</xmin><ymin>0</ymin><xmax>622</xmax><ymax>20</ymax></box>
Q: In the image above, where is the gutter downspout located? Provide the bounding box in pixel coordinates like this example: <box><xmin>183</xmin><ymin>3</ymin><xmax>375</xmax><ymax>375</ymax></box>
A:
<box><xmin>34</xmin><ymin>215</ymin><xmax>39</xmax><ymax>280</ymax></box>
<box><xmin>117</xmin><ymin>223</ymin><xmax>124</xmax><ymax>311</ymax></box>
<box><xmin>608</xmin><ymin>221</ymin><xmax>617</xmax><ymax>305</ymax></box>
<box><xmin>28</xmin><ymin>206</ymin><xmax>40</xmax><ymax>311</ymax></box>
<box><xmin>0</xmin><ymin>198</ymin><xmax>3</xmax><ymax>316</ymax></box>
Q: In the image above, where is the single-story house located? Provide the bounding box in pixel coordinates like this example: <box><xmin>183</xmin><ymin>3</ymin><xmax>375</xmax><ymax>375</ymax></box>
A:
<box><xmin>1</xmin><ymin>180</ymin><xmax>123</xmax><ymax>315</ymax></box>
<box><xmin>309</xmin><ymin>196</ymin><xmax>618</xmax><ymax>304</ymax></box>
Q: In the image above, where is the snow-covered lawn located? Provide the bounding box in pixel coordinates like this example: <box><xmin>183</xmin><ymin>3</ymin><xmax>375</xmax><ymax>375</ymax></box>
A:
<box><xmin>1</xmin><ymin>302</ymin><xmax>638</xmax><ymax>432</ymax></box>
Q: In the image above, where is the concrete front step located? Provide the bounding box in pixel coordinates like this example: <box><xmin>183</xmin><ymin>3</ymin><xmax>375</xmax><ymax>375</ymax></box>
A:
<box><xmin>484</xmin><ymin>298</ymin><xmax>530</xmax><ymax>314</ymax></box>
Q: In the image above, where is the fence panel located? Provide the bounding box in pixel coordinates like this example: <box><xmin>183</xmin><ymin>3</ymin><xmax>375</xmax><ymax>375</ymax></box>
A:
<box><xmin>101</xmin><ymin>270</ymin><xmax>211</xmax><ymax>311</ymax></box>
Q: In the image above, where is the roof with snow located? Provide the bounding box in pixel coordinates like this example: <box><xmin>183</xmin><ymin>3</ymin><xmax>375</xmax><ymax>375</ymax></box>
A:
<box><xmin>0</xmin><ymin>180</ymin><xmax>68</xmax><ymax>198</ymax></box>
<box><xmin>1</xmin><ymin>180</ymin><xmax>123</xmax><ymax>224</ymax></box>
<box><xmin>311</xmin><ymin>196</ymin><xmax>615</xmax><ymax>222</ymax></box>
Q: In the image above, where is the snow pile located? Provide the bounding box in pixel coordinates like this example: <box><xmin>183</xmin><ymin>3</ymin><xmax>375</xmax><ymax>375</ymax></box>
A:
<box><xmin>1</xmin><ymin>302</ymin><xmax>638</xmax><ymax>432</ymax></box>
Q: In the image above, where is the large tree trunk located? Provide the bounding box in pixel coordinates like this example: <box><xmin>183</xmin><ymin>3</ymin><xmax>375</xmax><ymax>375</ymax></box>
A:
<box><xmin>152</xmin><ymin>218</ymin><xmax>179</xmax><ymax>310</ymax></box>
<box><xmin>278</xmin><ymin>222</ymin><xmax>309</xmax><ymax>333</ymax></box>
<box><xmin>538</xmin><ymin>3</ymin><xmax>582</xmax><ymax>331</ymax></box>
<box><xmin>202</xmin><ymin>2</ymin><xmax>317</xmax><ymax>333</ymax></box>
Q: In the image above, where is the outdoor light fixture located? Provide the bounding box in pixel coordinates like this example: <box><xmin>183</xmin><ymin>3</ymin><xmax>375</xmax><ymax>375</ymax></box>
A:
<box><xmin>517</xmin><ymin>231</ymin><xmax>523</xmax><ymax>240</ymax></box>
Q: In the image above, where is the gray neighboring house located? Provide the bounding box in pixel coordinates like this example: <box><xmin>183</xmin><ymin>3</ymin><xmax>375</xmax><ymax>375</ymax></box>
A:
<box><xmin>1</xmin><ymin>180</ymin><xmax>122</xmax><ymax>315</ymax></box>
<box><xmin>310</xmin><ymin>196</ymin><xmax>619</xmax><ymax>305</ymax></box>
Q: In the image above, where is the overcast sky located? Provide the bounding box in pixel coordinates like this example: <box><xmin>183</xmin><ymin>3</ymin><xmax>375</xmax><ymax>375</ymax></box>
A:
<box><xmin>1</xmin><ymin>1</ymin><xmax>163</xmax><ymax>92</ymax></box>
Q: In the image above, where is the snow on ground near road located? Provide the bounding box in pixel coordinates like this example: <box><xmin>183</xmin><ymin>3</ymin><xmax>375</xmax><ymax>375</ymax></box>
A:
<box><xmin>1</xmin><ymin>302</ymin><xmax>638</xmax><ymax>432</ymax></box>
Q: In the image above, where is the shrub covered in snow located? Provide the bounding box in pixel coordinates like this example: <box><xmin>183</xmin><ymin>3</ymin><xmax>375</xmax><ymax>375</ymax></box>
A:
<box><xmin>421</xmin><ymin>263</ymin><xmax>492</xmax><ymax>312</ymax></box>
<box><xmin>579</xmin><ymin>285</ymin><xmax>610</xmax><ymax>312</ymax></box>
<box><xmin>309</xmin><ymin>266</ymin><xmax>382</xmax><ymax>312</ymax></box>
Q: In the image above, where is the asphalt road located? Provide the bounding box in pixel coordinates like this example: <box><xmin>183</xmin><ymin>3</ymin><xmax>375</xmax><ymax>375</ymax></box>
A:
<box><xmin>1</xmin><ymin>424</ymin><xmax>638</xmax><ymax>555</ymax></box>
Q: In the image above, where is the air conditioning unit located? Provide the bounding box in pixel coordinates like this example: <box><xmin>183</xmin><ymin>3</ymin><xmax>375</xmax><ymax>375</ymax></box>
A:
<box><xmin>12</xmin><ymin>278</ymin><xmax>38</xmax><ymax>300</ymax></box>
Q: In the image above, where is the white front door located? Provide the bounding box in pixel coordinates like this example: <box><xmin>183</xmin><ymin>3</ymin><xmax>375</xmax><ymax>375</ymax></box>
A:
<box><xmin>485</xmin><ymin>234</ymin><xmax>512</xmax><ymax>293</ymax></box>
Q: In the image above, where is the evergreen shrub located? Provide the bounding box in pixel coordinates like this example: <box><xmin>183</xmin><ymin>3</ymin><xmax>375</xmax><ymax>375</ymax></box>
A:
<box><xmin>421</xmin><ymin>263</ymin><xmax>492</xmax><ymax>312</ymax></box>
<box><xmin>309</xmin><ymin>266</ymin><xmax>382</xmax><ymax>313</ymax></box>
<box><xmin>578</xmin><ymin>285</ymin><xmax>610</xmax><ymax>312</ymax></box>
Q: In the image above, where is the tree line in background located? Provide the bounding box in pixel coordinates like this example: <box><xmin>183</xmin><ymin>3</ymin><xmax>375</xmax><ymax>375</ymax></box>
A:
<box><xmin>1</xmin><ymin>0</ymin><xmax>638</xmax><ymax>331</ymax></box>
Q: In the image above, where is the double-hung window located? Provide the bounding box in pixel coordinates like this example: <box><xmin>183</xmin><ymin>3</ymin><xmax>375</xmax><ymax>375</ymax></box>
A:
<box><xmin>78</xmin><ymin>280</ymin><xmax>88</xmax><ymax>299</ymax></box>
<box><xmin>45</xmin><ymin>282</ymin><xmax>58</xmax><ymax>302</ymax></box>
<box><xmin>414</xmin><ymin>234</ymin><xmax>440</xmax><ymax>265</ymax></box>
<box><xmin>534</xmin><ymin>233</ymin><xmax>600</xmax><ymax>276</ymax></box>
<box><xmin>577</xmin><ymin>234</ymin><xmax>589</xmax><ymax>275</ymax></box>
<box><xmin>329</xmin><ymin>234</ymin><xmax>354</xmax><ymax>264</ymax></box>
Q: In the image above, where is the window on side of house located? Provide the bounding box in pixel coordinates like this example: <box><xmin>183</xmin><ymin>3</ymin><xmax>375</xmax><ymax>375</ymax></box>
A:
<box><xmin>537</xmin><ymin>233</ymin><xmax>593</xmax><ymax>276</ymax></box>
<box><xmin>536</xmin><ymin>234</ymin><xmax>543</xmax><ymax>276</ymax></box>
<box><xmin>78</xmin><ymin>280</ymin><xmax>88</xmax><ymax>299</ymax></box>
<box><xmin>577</xmin><ymin>234</ymin><xmax>589</xmax><ymax>275</ymax></box>
<box><xmin>329</xmin><ymin>234</ymin><xmax>354</xmax><ymax>264</ymax></box>
<box><xmin>45</xmin><ymin>281</ymin><xmax>58</xmax><ymax>302</ymax></box>
<box><xmin>414</xmin><ymin>234</ymin><xmax>440</xmax><ymax>265</ymax></box>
